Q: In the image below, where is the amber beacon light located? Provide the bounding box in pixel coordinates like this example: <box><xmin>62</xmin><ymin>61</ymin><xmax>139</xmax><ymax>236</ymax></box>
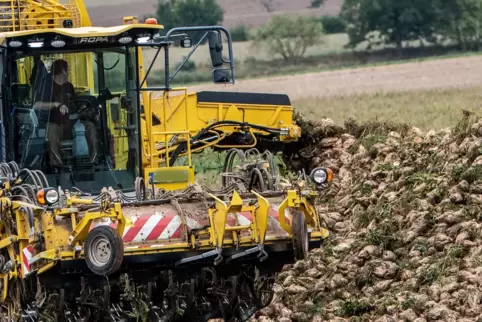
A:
<box><xmin>145</xmin><ymin>18</ymin><xmax>158</xmax><ymax>25</ymax></box>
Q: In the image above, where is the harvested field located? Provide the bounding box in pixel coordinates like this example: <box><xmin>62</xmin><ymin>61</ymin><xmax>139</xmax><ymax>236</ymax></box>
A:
<box><xmin>141</xmin><ymin>33</ymin><xmax>350</xmax><ymax>67</ymax></box>
<box><xmin>85</xmin><ymin>0</ymin><xmax>343</xmax><ymax>28</ymax></box>
<box><xmin>293</xmin><ymin>87</ymin><xmax>482</xmax><ymax>131</ymax></box>
<box><xmin>185</xmin><ymin>55</ymin><xmax>482</xmax><ymax>130</ymax></box>
<box><xmin>188</xmin><ymin>55</ymin><xmax>482</xmax><ymax>101</ymax></box>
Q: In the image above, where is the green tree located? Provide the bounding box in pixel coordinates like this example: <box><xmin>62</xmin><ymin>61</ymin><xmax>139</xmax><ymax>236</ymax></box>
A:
<box><xmin>155</xmin><ymin>0</ymin><xmax>224</xmax><ymax>43</ymax></box>
<box><xmin>230</xmin><ymin>24</ymin><xmax>250</xmax><ymax>42</ymax></box>
<box><xmin>252</xmin><ymin>14</ymin><xmax>324</xmax><ymax>64</ymax></box>
<box><xmin>319</xmin><ymin>15</ymin><xmax>346</xmax><ymax>34</ymax></box>
<box><xmin>434</xmin><ymin>0</ymin><xmax>482</xmax><ymax>50</ymax></box>
<box><xmin>340</xmin><ymin>0</ymin><xmax>439</xmax><ymax>55</ymax></box>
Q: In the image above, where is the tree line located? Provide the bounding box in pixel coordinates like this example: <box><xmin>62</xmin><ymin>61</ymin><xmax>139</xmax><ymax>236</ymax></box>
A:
<box><xmin>342</xmin><ymin>0</ymin><xmax>482</xmax><ymax>53</ymax></box>
<box><xmin>153</xmin><ymin>0</ymin><xmax>482</xmax><ymax>63</ymax></box>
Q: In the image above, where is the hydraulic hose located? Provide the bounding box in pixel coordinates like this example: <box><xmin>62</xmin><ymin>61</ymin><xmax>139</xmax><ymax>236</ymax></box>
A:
<box><xmin>169</xmin><ymin>121</ymin><xmax>283</xmax><ymax>166</ymax></box>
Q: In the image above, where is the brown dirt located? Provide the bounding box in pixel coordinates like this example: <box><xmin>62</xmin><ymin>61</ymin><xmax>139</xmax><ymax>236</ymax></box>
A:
<box><xmin>85</xmin><ymin>0</ymin><xmax>343</xmax><ymax>28</ymax></box>
<box><xmin>188</xmin><ymin>55</ymin><xmax>482</xmax><ymax>101</ymax></box>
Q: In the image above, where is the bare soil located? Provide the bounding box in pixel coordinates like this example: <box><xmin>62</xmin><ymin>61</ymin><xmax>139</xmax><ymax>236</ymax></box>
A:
<box><xmin>188</xmin><ymin>55</ymin><xmax>482</xmax><ymax>101</ymax></box>
<box><xmin>85</xmin><ymin>0</ymin><xmax>343</xmax><ymax>28</ymax></box>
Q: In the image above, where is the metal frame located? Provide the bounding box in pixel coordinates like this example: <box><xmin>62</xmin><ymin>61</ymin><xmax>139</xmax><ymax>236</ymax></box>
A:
<box><xmin>1</xmin><ymin>25</ymin><xmax>236</xmax><ymax>192</ymax></box>
<box><xmin>138</xmin><ymin>26</ymin><xmax>235</xmax><ymax>91</ymax></box>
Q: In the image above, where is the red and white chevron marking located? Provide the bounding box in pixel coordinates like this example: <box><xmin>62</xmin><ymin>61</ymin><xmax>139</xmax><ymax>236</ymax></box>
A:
<box><xmin>232</xmin><ymin>206</ymin><xmax>292</xmax><ymax>226</ymax></box>
<box><xmin>90</xmin><ymin>210</ymin><xmax>184</xmax><ymax>242</ymax></box>
<box><xmin>226</xmin><ymin>205</ymin><xmax>292</xmax><ymax>236</ymax></box>
<box><xmin>19</xmin><ymin>207</ymin><xmax>293</xmax><ymax>275</ymax></box>
<box><xmin>22</xmin><ymin>246</ymin><xmax>36</xmax><ymax>277</ymax></box>
<box><xmin>89</xmin><ymin>206</ymin><xmax>293</xmax><ymax>245</ymax></box>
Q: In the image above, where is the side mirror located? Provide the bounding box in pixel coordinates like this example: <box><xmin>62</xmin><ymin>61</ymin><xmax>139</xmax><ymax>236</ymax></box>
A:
<box><xmin>208</xmin><ymin>31</ymin><xmax>224</xmax><ymax>67</ymax></box>
<box><xmin>212</xmin><ymin>69</ymin><xmax>231</xmax><ymax>83</ymax></box>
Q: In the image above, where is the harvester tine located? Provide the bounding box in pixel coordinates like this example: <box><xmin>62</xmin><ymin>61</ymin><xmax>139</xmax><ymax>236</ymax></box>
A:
<box><xmin>251</xmin><ymin>191</ymin><xmax>270</xmax><ymax>262</ymax></box>
<box><xmin>225</xmin><ymin>246</ymin><xmax>259</xmax><ymax>263</ymax></box>
<box><xmin>213</xmin><ymin>247</ymin><xmax>224</xmax><ymax>265</ymax></box>
<box><xmin>175</xmin><ymin>249</ymin><xmax>219</xmax><ymax>267</ymax></box>
<box><xmin>257</xmin><ymin>245</ymin><xmax>268</xmax><ymax>262</ymax></box>
<box><xmin>225</xmin><ymin>244</ymin><xmax>268</xmax><ymax>263</ymax></box>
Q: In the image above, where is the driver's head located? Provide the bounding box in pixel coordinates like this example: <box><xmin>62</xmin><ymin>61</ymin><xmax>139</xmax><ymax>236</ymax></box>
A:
<box><xmin>51</xmin><ymin>59</ymin><xmax>69</xmax><ymax>84</ymax></box>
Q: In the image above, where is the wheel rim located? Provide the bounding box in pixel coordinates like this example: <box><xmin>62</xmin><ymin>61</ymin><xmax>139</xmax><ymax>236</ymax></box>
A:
<box><xmin>89</xmin><ymin>236</ymin><xmax>111</xmax><ymax>267</ymax></box>
<box><xmin>135</xmin><ymin>177</ymin><xmax>146</xmax><ymax>201</ymax></box>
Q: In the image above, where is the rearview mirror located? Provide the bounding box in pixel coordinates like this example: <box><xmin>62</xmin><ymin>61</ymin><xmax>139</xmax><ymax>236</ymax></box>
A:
<box><xmin>208</xmin><ymin>31</ymin><xmax>224</xmax><ymax>67</ymax></box>
<box><xmin>212</xmin><ymin>69</ymin><xmax>231</xmax><ymax>84</ymax></box>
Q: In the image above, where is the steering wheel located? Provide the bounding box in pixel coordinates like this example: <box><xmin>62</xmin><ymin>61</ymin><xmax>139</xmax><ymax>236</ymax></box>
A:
<box><xmin>68</xmin><ymin>98</ymin><xmax>94</xmax><ymax>114</ymax></box>
<box><xmin>67</xmin><ymin>98</ymin><xmax>100</xmax><ymax>123</ymax></box>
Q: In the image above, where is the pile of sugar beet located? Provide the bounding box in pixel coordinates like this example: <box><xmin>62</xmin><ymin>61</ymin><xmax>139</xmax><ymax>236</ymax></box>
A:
<box><xmin>250</xmin><ymin>111</ymin><xmax>482</xmax><ymax>322</ymax></box>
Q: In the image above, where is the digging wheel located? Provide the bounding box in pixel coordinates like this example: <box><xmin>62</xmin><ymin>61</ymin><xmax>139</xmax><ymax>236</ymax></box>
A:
<box><xmin>290</xmin><ymin>208</ymin><xmax>309</xmax><ymax>260</ymax></box>
<box><xmin>84</xmin><ymin>226</ymin><xmax>124</xmax><ymax>276</ymax></box>
<box><xmin>252</xmin><ymin>271</ymin><xmax>276</xmax><ymax>308</ymax></box>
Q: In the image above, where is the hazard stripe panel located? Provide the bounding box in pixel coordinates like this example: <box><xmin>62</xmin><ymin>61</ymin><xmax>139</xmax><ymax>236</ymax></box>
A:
<box><xmin>21</xmin><ymin>246</ymin><xmax>36</xmax><ymax>277</ymax></box>
<box><xmin>20</xmin><ymin>206</ymin><xmax>293</xmax><ymax>276</ymax></box>
<box><xmin>88</xmin><ymin>206</ymin><xmax>292</xmax><ymax>243</ymax></box>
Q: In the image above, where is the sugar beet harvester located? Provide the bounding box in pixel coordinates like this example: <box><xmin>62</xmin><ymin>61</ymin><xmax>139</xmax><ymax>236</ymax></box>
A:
<box><xmin>0</xmin><ymin>5</ymin><xmax>332</xmax><ymax>322</ymax></box>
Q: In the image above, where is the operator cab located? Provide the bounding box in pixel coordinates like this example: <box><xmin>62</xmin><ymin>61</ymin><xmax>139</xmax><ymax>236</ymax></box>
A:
<box><xmin>0</xmin><ymin>23</ymin><xmax>235</xmax><ymax>195</ymax></box>
<box><xmin>1</xmin><ymin>25</ymin><xmax>159</xmax><ymax>194</ymax></box>
<box><xmin>11</xmin><ymin>50</ymin><xmax>136</xmax><ymax>193</ymax></box>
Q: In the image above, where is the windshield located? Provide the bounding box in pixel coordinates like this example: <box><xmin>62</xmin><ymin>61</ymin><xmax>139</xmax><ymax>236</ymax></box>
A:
<box><xmin>9</xmin><ymin>47</ymin><xmax>140</xmax><ymax>194</ymax></box>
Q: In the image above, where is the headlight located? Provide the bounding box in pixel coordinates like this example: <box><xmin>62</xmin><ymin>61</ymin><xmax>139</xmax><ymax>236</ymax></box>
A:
<box><xmin>310</xmin><ymin>167</ymin><xmax>333</xmax><ymax>185</ymax></box>
<box><xmin>36</xmin><ymin>188</ymin><xmax>59</xmax><ymax>205</ymax></box>
<box><xmin>118</xmin><ymin>36</ymin><xmax>133</xmax><ymax>44</ymax></box>
<box><xmin>46</xmin><ymin>189</ymin><xmax>59</xmax><ymax>204</ymax></box>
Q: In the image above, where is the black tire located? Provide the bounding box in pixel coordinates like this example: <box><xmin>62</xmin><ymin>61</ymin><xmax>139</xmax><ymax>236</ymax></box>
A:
<box><xmin>84</xmin><ymin>226</ymin><xmax>124</xmax><ymax>276</ymax></box>
<box><xmin>135</xmin><ymin>177</ymin><xmax>146</xmax><ymax>201</ymax></box>
<box><xmin>290</xmin><ymin>208</ymin><xmax>309</xmax><ymax>261</ymax></box>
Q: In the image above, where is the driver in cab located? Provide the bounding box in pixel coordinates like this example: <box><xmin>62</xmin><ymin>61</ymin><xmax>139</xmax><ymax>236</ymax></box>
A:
<box><xmin>33</xmin><ymin>59</ymin><xmax>98</xmax><ymax>167</ymax></box>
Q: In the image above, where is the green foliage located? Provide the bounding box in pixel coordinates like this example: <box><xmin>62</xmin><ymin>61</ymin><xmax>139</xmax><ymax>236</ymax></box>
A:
<box><xmin>319</xmin><ymin>15</ymin><xmax>347</xmax><ymax>34</ymax></box>
<box><xmin>230</xmin><ymin>25</ymin><xmax>250</xmax><ymax>42</ymax></box>
<box><xmin>341</xmin><ymin>0</ymin><xmax>439</xmax><ymax>53</ymax></box>
<box><xmin>179</xmin><ymin>56</ymin><xmax>197</xmax><ymax>71</ymax></box>
<box><xmin>435</xmin><ymin>0</ymin><xmax>482</xmax><ymax>50</ymax></box>
<box><xmin>252</xmin><ymin>14</ymin><xmax>324</xmax><ymax>64</ymax></box>
<box><xmin>336</xmin><ymin>298</ymin><xmax>375</xmax><ymax>317</ymax></box>
<box><xmin>155</xmin><ymin>0</ymin><xmax>224</xmax><ymax>43</ymax></box>
<box><xmin>340</xmin><ymin>0</ymin><xmax>482</xmax><ymax>52</ymax></box>
<box><xmin>192</xmin><ymin>149</ymin><xmax>226</xmax><ymax>173</ymax></box>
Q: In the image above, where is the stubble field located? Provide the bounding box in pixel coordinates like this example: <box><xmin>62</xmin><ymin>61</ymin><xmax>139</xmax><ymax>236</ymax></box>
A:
<box><xmin>187</xmin><ymin>55</ymin><xmax>482</xmax><ymax>131</ymax></box>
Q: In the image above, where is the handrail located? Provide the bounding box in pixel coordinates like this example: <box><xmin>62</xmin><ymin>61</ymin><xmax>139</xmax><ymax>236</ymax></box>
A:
<box><xmin>145</xmin><ymin>131</ymin><xmax>192</xmax><ymax>166</ymax></box>
<box><xmin>0</xmin><ymin>0</ymin><xmax>80</xmax><ymax>32</ymax></box>
<box><xmin>146</xmin><ymin>87</ymin><xmax>191</xmax><ymax>168</ymax></box>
